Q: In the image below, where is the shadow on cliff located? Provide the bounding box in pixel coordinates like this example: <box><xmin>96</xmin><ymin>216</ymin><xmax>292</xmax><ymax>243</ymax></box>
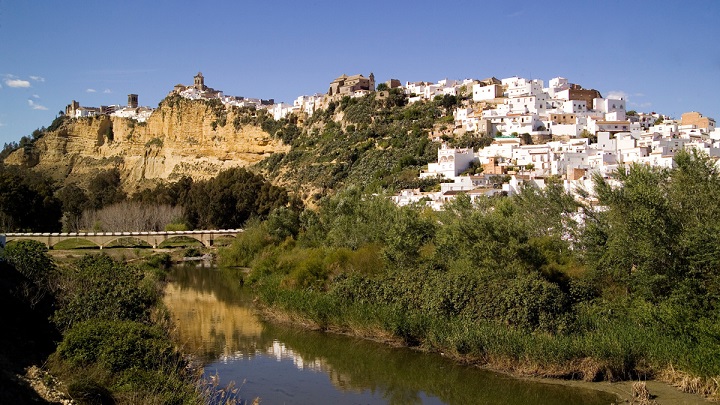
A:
<box><xmin>0</xmin><ymin>260</ymin><xmax>61</xmax><ymax>404</ymax></box>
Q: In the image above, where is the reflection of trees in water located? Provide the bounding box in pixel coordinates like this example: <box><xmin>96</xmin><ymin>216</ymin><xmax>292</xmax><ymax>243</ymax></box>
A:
<box><xmin>260</xmin><ymin>322</ymin><xmax>615</xmax><ymax>405</ymax></box>
<box><xmin>167</xmin><ymin>267</ymin><xmax>615</xmax><ymax>405</ymax></box>
<box><xmin>168</xmin><ymin>265</ymin><xmax>248</xmax><ymax>305</ymax></box>
<box><xmin>164</xmin><ymin>267</ymin><xmax>271</xmax><ymax>362</ymax></box>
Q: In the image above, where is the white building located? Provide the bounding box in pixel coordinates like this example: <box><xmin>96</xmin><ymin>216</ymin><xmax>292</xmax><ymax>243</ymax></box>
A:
<box><xmin>421</xmin><ymin>144</ymin><xmax>476</xmax><ymax>180</ymax></box>
<box><xmin>503</xmin><ymin>77</ymin><xmax>544</xmax><ymax>97</ymax></box>
<box><xmin>472</xmin><ymin>83</ymin><xmax>502</xmax><ymax>102</ymax></box>
<box><xmin>269</xmin><ymin>103</ymin><xmax>295</xmax><ymax>120</ymax></box>
<box><xmin>513</xmin><ymin>144</ymin><xmax>552</xmax><ymax>173</ymax></box>
<box><xmin>477</xmin><ymin>137</ymin><xmax>521</xmax><ymax>161</ymax></box>
<box><xmin>545</xmin><ymin>77</ymin><xmax>571</xmax><ymax>98</ymax></box>
<box><xmin>594</xmin><ymin>98</ymin><xmax>626</xmax><ymax>114</ymax></box>
<box><xmin>111</xmin><ymin>106</ymin><xmax>154</xmax><ymax>122</ymax></box>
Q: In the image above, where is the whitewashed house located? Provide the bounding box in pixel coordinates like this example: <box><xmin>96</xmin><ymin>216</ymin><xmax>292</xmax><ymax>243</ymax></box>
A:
<box><xmin>421</xmin><ymin>144</ymin><xmax>476</xmax><ymax>180</ymax></box>
<box><xmin>472</xmin><ymin>83</ymin><xmax>502</xmax><ymax>101</ymax></box>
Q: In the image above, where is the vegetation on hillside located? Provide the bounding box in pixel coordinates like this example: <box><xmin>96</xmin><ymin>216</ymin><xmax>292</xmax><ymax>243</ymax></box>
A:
<box><xmin>220</xmin><ymin>150</ymin><xmax>720</xmax><ymax>399</ymax></box>
<box><xmin>254</xmin><ymin>91</ymin><xmax>472</xmax><ymax>199</ymax></box>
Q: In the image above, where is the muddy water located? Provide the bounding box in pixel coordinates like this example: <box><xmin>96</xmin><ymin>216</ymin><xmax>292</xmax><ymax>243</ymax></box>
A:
<box><xmin>164</xmin><ymin>266</ymin><xmax>618</xmax><ymax>404</ymax></box>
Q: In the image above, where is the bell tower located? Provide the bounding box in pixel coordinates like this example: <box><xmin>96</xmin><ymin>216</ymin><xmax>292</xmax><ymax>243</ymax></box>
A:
<box><xmin>194</xmin><ymin>72</ymin><xmax>205</xmax><ymax>90</ymax></box>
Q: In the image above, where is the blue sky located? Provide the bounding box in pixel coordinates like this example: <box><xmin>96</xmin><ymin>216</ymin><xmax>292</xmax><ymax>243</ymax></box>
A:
<box><xmin>1</xmin><ymin>0</ymin><xmax>718</xmax><ymax>146</ymax></box>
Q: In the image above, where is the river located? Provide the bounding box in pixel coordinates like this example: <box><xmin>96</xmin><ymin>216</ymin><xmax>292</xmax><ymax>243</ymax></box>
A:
<box><xmin>163</xmin><ymin>265</ymin><xmax>618</xmax><ymax>404</ymax></box>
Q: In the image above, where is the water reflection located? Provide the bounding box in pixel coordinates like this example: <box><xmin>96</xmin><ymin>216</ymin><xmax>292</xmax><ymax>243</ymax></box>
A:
<box><xmin>164</xmin><ymin>266</ymin><xmax>617</xmax><ymax>405</ymax></box>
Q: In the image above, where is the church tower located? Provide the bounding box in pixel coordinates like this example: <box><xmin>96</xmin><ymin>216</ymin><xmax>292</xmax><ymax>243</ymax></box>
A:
<box><xmin>369</xmin><ymin>72</ymin><xmax>375</xmax><ymax>91</ymax></box>
<box><xmin>194</xmin><ymin>72</ymin><xmax>205</xmax><ymax>90</ymax></box>
<box><xmin>127</xmin><ymin>94</ymin><xmax>138</xmax><ymax>108</ymax></box>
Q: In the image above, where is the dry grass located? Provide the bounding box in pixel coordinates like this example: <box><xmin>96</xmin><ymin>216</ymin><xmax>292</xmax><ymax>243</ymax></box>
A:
<box><xmin>631</xmin><ymin>381</ymin><xmax>658</xmax><ymax>404</ymax></box>
<box><xmin>658</xmin><ymin>365</ymin><xmax>719</xmax><ymax>401</ymax></box>
<box><xmin>198</xmin><ymin>373</ymin><xmax>261</xmax><ymax>405</ymax></box>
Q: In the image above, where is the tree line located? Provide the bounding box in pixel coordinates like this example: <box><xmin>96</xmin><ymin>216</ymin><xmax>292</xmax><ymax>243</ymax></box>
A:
<box><xmin>0</xmin><ymin>165</ymin><xmax>294</xmax><ymax>233</ymax></box>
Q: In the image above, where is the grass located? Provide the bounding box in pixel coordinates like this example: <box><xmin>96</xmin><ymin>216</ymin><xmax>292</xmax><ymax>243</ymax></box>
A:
<box><xmin>104</xmin><ymin>237</ymin><xmax>153</xmax><ymax>248</ymax></box>
<box><xmin>52</xmin><ymin>238</ymin><xmax>99</xmax><ymax>250</ymax></box>
<box><xmin>158</xmin><ymin>236</ymin><xmax>203</xmax><ymax>248</ymax></box>
<box><xmin>212</xmin><ymin>235</ymin><xmax>236</xmax><ymax>247</ymax></box>
<box><xmin>253</xmin><ymin>278</ymin><xmax>717</xmax><ymax>388</ymax></box>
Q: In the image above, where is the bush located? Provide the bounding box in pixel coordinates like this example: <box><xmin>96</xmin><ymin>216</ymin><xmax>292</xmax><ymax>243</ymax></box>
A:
<box><xmin>145</xmin><ymin>253</ymin><xmax>171</xmax><ymax>269</ymax></box>
<box><xmin>165</xmin><ymin>222</ymin><xmax>188</xmax><ymax>231</ymax></box>
<box><xmin>3</xmin><ymin>239</ymin><xmax>56</xmax><ymax>292</ymax></box>
<box><xmin>53</xmin><ymin>255</ymin><xmax>157</xmax><ymax>330</ymax></box>
<box><xmin>218</xmin><ymin>220</ymin><xmax>272</xmax><ymax>267</ymax></box>
<box><xmin>495</xmin><ymin>273</ymin><xmax>571</xmax><ymax>333</ymax></box>
<box><xmin>57</xmin><ymin>320</ymin><xmax>180</xmax><ymax>372</ymax></box>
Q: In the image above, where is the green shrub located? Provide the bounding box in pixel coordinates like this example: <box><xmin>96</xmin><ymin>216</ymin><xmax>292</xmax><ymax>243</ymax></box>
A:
<box><xmin>3</xmin><ymin>239</ymin><xmax>56</xmax><ymax>292</ymax></box>
<box><xmin>183</xmin><ymin>247</ymin><xmax>202</xmax><ymax>258</ymax></box>
<box><xmin>145</xmin><ymin>253</ymin><xmax>171</xmax><ymax>269</ymax></box>
<box><xmin>218</xmin><ymin>220</ymin><xmax>272</xmax><ymax>267</ymax></box>
<box><xmin>285</xmin><ymin>248</ymin><xmax>330</xmax><ymax>290</ymax></box>
<box><xmin>495</xmin><ymin>273</ymin><xmax>571</xmax><ymax>333</ymax></box>
<box><xmin>165</xmin><ymin>222</ymin><xmax>188</xmax><ymax>231</ymax></box>
<box><xmin>57</xmin><ymin>320</ymin><xmax>180</xmax><ymax>372</ymax></box>
<box><xmin>53</xmin><ymin>255</ymin><xmax>157</xmax><ymax>330</ymax></box>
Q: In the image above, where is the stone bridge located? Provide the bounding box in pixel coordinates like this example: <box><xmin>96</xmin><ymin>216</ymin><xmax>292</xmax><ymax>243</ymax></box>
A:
<box><xmin>0</xmin><ymin>229</ymin><xmax>242</xmax><ymax>249</ymax></box>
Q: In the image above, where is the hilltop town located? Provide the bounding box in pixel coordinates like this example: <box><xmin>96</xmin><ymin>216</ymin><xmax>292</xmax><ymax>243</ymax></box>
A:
<box><xmin>59</xmin><ymin>70</ymin><xmax>717</xmax><ymax>209</ymax></box>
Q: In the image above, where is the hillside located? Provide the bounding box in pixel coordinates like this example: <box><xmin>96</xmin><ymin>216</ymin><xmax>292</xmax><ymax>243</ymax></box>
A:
<box><xmin>4</xmin><ymin>95</ymin><xmax>289</xmax><ymax>193</ymax></box>
<box><xmin>254</xmin><ymin>90</ymin><xmax>470</xmax><ymax>200</ymax></box>
<box><xmin>3</xmin><ymin>90</ymin><xmax>473</xmax><ymax>202</ymax></box>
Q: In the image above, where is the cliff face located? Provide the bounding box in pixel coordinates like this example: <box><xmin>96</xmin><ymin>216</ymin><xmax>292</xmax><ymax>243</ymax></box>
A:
<box><xmin>5</xmin><ymin>98</ymin><xmax>289</xmax><ymax>191</ymax></box>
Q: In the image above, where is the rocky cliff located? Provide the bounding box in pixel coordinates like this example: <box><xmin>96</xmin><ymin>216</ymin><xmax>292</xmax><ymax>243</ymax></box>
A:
<box><xmin>5</xmin><ymin>97</ymin><xmax>289</xmax><ymax>192</ymax></box>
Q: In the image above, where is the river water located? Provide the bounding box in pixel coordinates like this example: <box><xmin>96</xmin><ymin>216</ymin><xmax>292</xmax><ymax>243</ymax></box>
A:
<box><xmin>164</xmin><ymin>265</ymin><xmax>617</xmax><ymax>404</ymax></box>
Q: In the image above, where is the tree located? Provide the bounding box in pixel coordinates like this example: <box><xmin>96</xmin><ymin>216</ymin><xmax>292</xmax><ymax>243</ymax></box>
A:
<box><xmin>3</xmin><ymin>240</ymin><xmax>57</xmax><ymax>305</ymax></box>
<box><xmin>580</xmin><ymin>129</ymin><xmax>597</xmax><ymax>143</ymax></box>
<box><xmin>0</xmin><ymin>142</ymin><xmax>19</xmax><ymax>161</ymax></box>
<box><xmin>87</xmin><ymin>169</ymin><xmax>126</xmax><ymax>209</ymax></box>
<box><xmin>57</xmin><ymin>184</ymin><xmax>89</xmax><ymax>232</ymax></box>
<box><xmin>437</xmin><ymin>94</ymin><xmax>459</xmax><ymax>112</ymax></box>
<box><xmin>583</xmin><ymin>164</ymin><xmax>678</xmax><ymax>299</ymax></box>
<box><xmin>383</xmin><ymin>206</ymin><xmax>436</xmax><ymax>266</ymax></box>
<box><xmin>0</xmin><ymin>165</ymin><xmax>61</xmax><ymax>232</ymax></box>
<box><xmin>184</xmin><ymin>167</ymin><xmax>291</xmax><ymax>229</ymax></box>
<box><xmin>80</xmin><ymin>201</ymin><xmax>183</xmax><ymax>232</ymax></box>
<box><xmin>376</xmin><ymin>83</ymin><xmax>389</xmax><ymax>91</ymax></box>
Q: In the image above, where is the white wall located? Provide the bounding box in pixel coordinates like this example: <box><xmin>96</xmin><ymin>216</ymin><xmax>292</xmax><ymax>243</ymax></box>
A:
<box><xmin>473</xmin><ymin>84</ymin><xmax>501</xmax><ymax>101</ymax></box>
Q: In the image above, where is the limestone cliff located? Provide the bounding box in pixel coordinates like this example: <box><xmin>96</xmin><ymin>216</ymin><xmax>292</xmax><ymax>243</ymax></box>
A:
<box><xmin>5</xmin><ymin>97</ymin><xmax>289</xmax><ymax>192</ymax></box>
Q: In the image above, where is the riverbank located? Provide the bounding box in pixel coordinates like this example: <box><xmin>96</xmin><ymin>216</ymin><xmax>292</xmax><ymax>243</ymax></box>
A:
<box><xmin>1</xmin><ymin>243</ymin><xmax>205</xmax><ymax>404</ymax></box>
<box><xmin>254</xmin><ymin>299</ymin><xmax>716</xmax><ymax>405</ymax></box>
<box><xmin>164</xmin><ymin>265</ymin><xmax>617</xmax><ymax>404</ymax></box>
<box><xmin>534</xmin><ymin>377</ymin><xmax>713</xmax><ymax>405</ymax></box>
